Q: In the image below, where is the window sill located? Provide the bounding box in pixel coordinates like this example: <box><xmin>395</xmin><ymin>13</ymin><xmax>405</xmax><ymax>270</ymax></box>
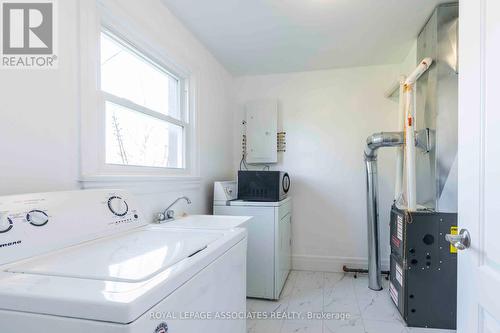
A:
<box><xmin>79</xmin><ymin>175</ymin><xmax>202</xmax><ymax>194</ymax></box>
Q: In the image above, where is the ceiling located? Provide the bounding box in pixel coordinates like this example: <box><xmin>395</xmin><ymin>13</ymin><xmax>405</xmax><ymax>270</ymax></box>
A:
<box><xmin>161</xmin><ymin>0</ymin><xmax>445</xmax><ymax>76</ymax></box>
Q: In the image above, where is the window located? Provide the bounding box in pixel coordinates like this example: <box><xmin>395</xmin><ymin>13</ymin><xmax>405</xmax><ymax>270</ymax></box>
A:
<box><xmin>99</xmin><ymin>30</ymin><xmax>188</xmax><ymax>169</ymax></box>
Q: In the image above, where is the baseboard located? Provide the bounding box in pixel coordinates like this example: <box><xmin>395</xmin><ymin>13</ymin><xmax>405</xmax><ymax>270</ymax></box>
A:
<box><xmin>292</xmin><ymin>254</ymin><xmax>390</xmax><ymax>273</ymax></box>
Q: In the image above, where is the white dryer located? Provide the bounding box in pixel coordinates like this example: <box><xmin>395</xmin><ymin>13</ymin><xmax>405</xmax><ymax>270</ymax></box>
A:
<box><xmin>0</xmin><ymin>190</ymin><xmax>247</xmax><ymax>333</ymax></box>
<box><xmin>213</xmin><ymin>181</ymin><xmax>292</xmax><ymax>300</ymax></box>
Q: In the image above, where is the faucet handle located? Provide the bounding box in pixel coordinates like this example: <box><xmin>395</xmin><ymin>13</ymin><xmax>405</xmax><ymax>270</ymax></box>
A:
<box><xmin>166</xmin><ymin>210</ymin><xmax>175</xmax><ymax>219</ymax></box>
<box><xmin>155</xmin><ymin>212</ymin><xmax>166</xmax><ymax>223</ymax></box>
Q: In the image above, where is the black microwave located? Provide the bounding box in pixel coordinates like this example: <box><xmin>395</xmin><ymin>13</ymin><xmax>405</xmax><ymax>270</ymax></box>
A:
<box><xmin>237</xmin><ymin>171</ymin><xmax>290</xmax><ymax>202</ymax></box>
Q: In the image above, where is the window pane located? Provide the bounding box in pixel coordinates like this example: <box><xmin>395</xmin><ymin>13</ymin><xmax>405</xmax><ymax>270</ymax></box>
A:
<box><xmin>105</xmin><ymin>102</ymin><xmax>183</xmax><ymax>168</ymax></box>
<box><xmin>100</xmin><ymin>32</ymin><xmax>181</xmax><ymax>120</ymax></box>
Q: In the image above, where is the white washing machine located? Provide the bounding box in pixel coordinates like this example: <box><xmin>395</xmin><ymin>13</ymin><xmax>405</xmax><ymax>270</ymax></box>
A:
<box><xmin>213</xmin><ymin>181</ymin><xmax>292</xmax><ymax>300</ymax></box>
<box><xmin>0</xmin><ymin>189</ymin><xmax>247</xmax><ymax>333</ymax></box>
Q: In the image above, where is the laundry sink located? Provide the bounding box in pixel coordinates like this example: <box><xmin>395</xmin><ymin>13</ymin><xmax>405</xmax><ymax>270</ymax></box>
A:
<box><xmin>160</xmin><ymin>214</ymin><xmax>252</xmax><ymax>229</ymax></box>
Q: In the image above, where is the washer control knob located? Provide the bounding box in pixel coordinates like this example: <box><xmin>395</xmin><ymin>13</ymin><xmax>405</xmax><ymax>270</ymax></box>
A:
<box><xmin>27</xmin><ymin>210</ymin><xmax>49</xmax><ymax>227</ymax></box>
<box><xmin>0</xmin><ymin>214</ymin><xmax>13</xmax><ymax>233</ymax></box>
<box><xmin>108</xmin><ymin>196</ymin><xmax>128</xmax><ymax>217</ymax></box>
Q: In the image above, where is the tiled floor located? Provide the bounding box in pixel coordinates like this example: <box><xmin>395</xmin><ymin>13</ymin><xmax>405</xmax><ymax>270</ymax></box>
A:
<box><xmin>247</xmin><ymin>270</ymin><xmax>456</xmax><ymax>333</ymax></box>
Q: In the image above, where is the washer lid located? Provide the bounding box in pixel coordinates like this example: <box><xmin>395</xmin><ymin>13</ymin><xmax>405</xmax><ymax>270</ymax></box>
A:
<box><xmin>6</xmin><ymin>228</ymin><xmax>221</xmax><ymax>283</ymax></box>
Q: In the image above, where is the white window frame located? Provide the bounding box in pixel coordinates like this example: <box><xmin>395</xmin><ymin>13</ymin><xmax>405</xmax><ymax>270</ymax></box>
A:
<box><xmin>100</xmin><ymin>29</ymin><xmax>189</xmax><ymax>169</ymax></box>
<box><xmin>79</xmin><ymin>1</ymin><xmax>199</xmax><ymax>185</ymax></box>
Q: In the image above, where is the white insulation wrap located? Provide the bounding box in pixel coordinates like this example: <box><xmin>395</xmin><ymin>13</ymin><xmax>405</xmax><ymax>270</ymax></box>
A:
<box><xmin>394</xmin><ymin>76</ymin><xmax>406</xmax><ymax>202</ymax></box>
<box><xmin>405</xmin><ymin>58</ymin><xmax>433</xmax><ymax>85</ymax></box>
<box><xmin>402</xmin><ymin>57</ymin><xmax>433</xmax><ymax>211</ymax></box>
<box><xmin>404</xmin><ymin>84</ymin><xmax>417</xmax><ymax>211</ymax></box>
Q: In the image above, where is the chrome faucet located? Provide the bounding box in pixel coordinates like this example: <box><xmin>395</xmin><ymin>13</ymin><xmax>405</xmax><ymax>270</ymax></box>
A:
<box><xmin>156</xmin><ymin>196</ymin><xmax>192</xmax><ymax>223</ymax></box>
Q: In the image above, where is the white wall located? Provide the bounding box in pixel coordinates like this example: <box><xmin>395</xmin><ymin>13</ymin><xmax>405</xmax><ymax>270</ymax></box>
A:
<box><xmin>0</xmin><ymin>0</ymin><xmax>419</xmax><ymax>273</ymax></box>
<box><xmin>0</xmin><ymin>0</ymin><xmax>235</xmax><ymax>219</ymax></box>
<box><xmin>234</xmin><ymin>61</ymin><xmax>415</xmax><ymax>271</ymax></box>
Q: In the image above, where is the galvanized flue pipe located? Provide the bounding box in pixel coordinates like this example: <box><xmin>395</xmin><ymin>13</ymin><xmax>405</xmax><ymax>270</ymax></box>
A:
<box><xmin>364</xmin><ymin>132</ymin><xmax>404</xmax><ymax>291</ymax></box>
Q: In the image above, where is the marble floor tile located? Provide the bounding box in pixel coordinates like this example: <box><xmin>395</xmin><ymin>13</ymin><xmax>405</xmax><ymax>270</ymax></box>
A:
<box><xmin>324</xmin><ymin>273</ymin><xmax>360</xmax><ymax>317</ymax></box>
<box><xmin>287</xmin><ymin>292</ymin><xmax>324</xmax><ymax>314</ymax></box>
<box><xmin>247</xmin><ymin>319</ymin><xmax>284</xmax><ymax>333</ymax></box>
<box><xmin>287</xmin><ymin>271</ymin><xmax>324</xmax><ymax>314</ymax></box>
<box><xmin>323</xmin><ymin>315</ymin><xmax>365</xmax><ymax>333</ymax></box>
<box><xmin>353</xmin><ymin>277</ymin><xmax>405</xmax><ymax>324</ymax></box>
<box><xmin>247</xmin><ymin>298</ymin><xmax>289</xmax><ymax>313</ymax></box>
<box><xmin>324</xmin><ymin>273</ymin><xmax>356</xmax><ymax>300</ymax></box>
<box><xmin>246</xmin><ymin>270</ymin><xmax>456</xmax><ymax>333</ymax></box>
<box><xmin>323</xmin><ymin>296</ymin><xmax>360</xmax><ymax>318</ymax></box>
<box><xmin>356</xmin><ymin>290</ymin><xmax>405</xmax><ymax>323</ymax></box>
<box><xmin>281</xmin><ymin>319</ymin><xmax>323</xmax><ymax>333</ymax></box>
<box><xmin>363</xmin><ymin>319</ymin><xmax>409</xmax><ymax>333</ymax></box>
<box><xmin>293</xmin><ymin>271</ymin><xmax>325</xmax><ymax>295</ymax></box>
